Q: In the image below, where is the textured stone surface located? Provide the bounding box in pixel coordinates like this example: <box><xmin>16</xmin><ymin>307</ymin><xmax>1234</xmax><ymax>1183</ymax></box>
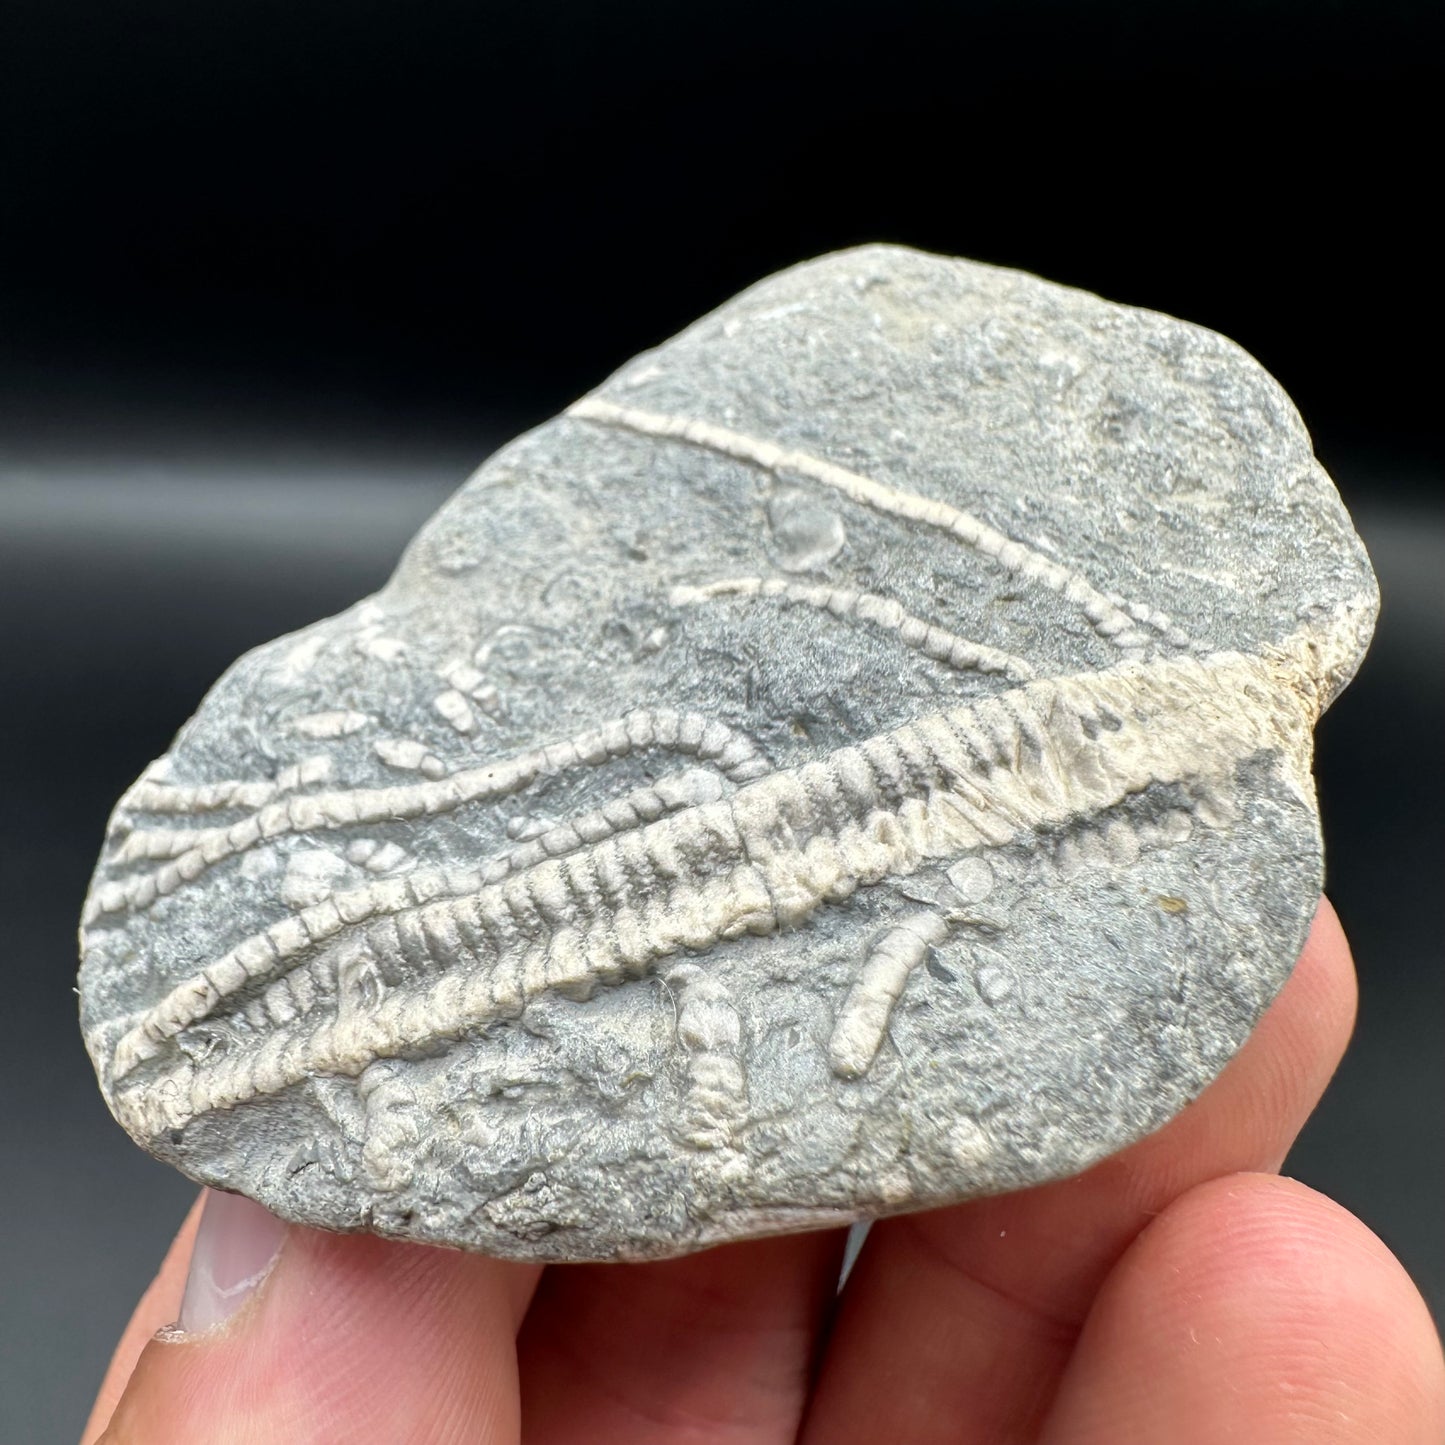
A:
<box><xmin>78</xmin><ymin>246</ymin><xmax>1377</xmax><ymax>1260</ymax></box>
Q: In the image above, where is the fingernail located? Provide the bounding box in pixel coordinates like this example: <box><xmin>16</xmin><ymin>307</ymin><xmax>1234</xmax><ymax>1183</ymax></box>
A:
<box><xmin>175</xmin><ymin>1189</ymin><xmax>287</xmax><ymax>1335</ymax></box>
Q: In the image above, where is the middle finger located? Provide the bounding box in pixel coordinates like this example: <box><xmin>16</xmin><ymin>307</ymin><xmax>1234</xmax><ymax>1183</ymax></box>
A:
<box><xmin>519</xmin><ymin>1227</ymin><xmax>847</xmax><ymax>1445</ymax></box>
<box><xmin>799</xmin><ymin>899</ymin><xmax>1357</xmax><ymax>1445</ymax></box>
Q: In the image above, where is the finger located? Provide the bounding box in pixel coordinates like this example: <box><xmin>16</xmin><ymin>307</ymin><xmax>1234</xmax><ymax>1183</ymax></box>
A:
<box><xmin>83</xmin><ymin>1194</ymin><xmax>205</xmax><ymax>1445</ymax></box>
<box><xmin>97</xmin><ymin>1189</ymin><xmax>539</xmax><ymax>1445</ymax></box>
<box><xmin>1039</xmin><ymin>1173</ymin><xmax>1445</xmax><ymax>1444</ymax></box>
<box><xmin>518</xmin><ymin>1228</ymin><xmax>848</xmax><ymax>1445</ymax></box>
<box><xmin>800</xmin><ymin>897</ymin><xmax>1357</xmax><ymax>1445</ymax></box>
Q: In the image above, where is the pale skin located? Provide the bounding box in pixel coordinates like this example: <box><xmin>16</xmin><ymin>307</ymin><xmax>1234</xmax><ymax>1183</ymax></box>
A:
<box><xmin>86</xmin><ymin>899</ymin><xmax>1445</xmax><ymax>1445</ymax></box>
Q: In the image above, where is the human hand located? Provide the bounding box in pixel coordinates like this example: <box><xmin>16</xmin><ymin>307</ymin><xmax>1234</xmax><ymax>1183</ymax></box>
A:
<box><xmin>85</xmin><ymin>899</ymin><xmax>1444</xmax><ymax>1444</ymax></box>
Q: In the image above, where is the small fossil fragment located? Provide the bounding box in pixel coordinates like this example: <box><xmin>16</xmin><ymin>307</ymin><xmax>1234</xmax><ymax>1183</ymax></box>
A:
<box><xmin>78</xmin><ymin>246</ymin><xmax>1376</xmax><ymax>1260</ymax></box>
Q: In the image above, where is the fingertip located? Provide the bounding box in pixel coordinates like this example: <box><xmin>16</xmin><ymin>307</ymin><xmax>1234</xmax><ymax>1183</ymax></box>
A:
<box><xmin>1043</xmin><ymin>1173</ymin><xmax>1445</xmax><ymax>1444</ymax></box>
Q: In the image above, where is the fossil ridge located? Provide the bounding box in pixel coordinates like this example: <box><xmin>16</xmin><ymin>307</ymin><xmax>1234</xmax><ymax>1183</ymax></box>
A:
<box><xmin>79</xmin><ymin>246</ymin><xmax>1377</xmax><ymax>1259</ymax></box>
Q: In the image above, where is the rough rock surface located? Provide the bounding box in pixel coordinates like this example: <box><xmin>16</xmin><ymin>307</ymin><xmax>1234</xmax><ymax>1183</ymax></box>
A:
<box><xmin>79</xmin><ymin>246</ymin><xmax>1377</xmax><ymax>1259</ymax></box>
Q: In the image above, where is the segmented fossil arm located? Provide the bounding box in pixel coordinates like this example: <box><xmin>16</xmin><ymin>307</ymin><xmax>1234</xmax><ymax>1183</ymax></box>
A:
<box><xmin>108</xmin><ymin>768</ymin><xmax>728</xmax><ymax>1079</ymax></box>
<box><xmin>569</xmin><ymin>397</ymin><xmax>1192</xmax><ymax>654</ymax></box>
<box><xmin>111</xmin><ymin>647</ymin><xmax>1313</xmax><ymax>1138</ymax></box>
<box><xmin>670</xmin><ymin>577</ymin><xmax>1036</xmax><ymax>683</ymax></box>
<box><xmin>89</xmin><ymin>709</ymin><xmax>771</xmax><ymax>919</ymax></box>
<box><xmin>113</xmin><ymin>756</ymin><xmax>334</xmax><ymax>820</ymax></box>
<box><xmin>829</xmin><ymin>911</ymin><xmax>953</xmax><ymax>1079</ymax></box>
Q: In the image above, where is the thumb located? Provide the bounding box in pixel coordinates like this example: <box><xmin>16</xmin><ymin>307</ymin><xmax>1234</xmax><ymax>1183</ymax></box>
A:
<box><xmin>92</xmin><ymin>1190</ymin><xmax>539</xmax><ymax>1445</ymax></box>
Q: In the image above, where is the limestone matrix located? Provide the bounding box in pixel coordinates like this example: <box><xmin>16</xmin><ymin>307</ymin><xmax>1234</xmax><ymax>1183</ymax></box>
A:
<box><xmin>79</xmin><ymin>246</ymin><xmax>1377</xmax><ymax>1259</ymax></box>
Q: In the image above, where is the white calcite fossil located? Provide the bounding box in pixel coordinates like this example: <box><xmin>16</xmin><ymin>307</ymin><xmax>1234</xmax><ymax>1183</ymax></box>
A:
<box><xmin>79</xmin><ymin>246</ymin><xmax>1376</xmax><ymax>1259</ymax></box>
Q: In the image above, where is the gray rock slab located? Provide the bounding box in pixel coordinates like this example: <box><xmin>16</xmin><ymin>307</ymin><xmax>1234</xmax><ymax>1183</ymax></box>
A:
<box><xmin>78</xmin><ymin>246</ymin><xmax>1377</xmax><ymax>1259</ymax></box>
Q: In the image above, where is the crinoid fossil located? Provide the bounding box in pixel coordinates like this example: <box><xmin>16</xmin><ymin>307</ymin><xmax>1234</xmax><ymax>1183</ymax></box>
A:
<box><xmin>79</xmin><ymin>246</ymin><xmax>1376</xmax><ymax>1259</ymax></box>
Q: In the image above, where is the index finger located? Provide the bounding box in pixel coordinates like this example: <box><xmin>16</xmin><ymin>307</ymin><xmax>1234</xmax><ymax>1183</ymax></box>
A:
<box><xmin>800</xmin><ymin>896</ymin><xmax>1357</xmax><ymax>1445</ymax></box>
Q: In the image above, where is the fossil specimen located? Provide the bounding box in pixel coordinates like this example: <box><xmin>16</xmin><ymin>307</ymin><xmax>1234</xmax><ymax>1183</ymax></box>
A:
<box><xmin>79</xmin><ymin>246</ymin><xmax>1376</xmax><ymax>1259</ymax></box>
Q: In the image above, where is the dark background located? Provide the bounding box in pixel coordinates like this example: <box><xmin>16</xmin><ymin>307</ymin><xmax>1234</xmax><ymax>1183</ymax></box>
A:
<box><xmin>2</xmin><ymin>2</ymin><xmax>1440</xmax><ymax>1438</ymax></box>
